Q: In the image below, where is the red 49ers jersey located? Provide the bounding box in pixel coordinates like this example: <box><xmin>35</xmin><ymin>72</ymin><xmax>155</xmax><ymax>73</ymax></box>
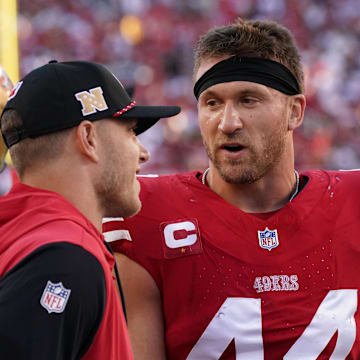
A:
<box><xmin>104</xmin><ymin>170</ymin><xmax>360</xmax><ymax>359</ymax></box>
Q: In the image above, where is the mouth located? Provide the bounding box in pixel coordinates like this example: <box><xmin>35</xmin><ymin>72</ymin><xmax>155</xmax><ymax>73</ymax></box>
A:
<box><xmin>217</xmin><ymin>142</ymin><xmax>247</xmax><ymax>160</ymax></box>
<box><xmin>221</xmin><ymin>143</ymin><xmax>245</xmax><ymax>152</ymax></box>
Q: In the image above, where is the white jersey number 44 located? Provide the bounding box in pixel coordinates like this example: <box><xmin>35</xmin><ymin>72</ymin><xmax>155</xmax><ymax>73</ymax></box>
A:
<box><xmin>186</xmin><ymin>289</ymin><xmax>357</xmax><ymax>360</ymax></box>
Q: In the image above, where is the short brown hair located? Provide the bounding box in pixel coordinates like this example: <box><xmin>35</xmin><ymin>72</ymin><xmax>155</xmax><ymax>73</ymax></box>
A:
<box><xmin>194</xmin><ymin>18</ymin><xmax>304</xmax><ymax>93</ymax></box>
<box><xmin>1</xmin><ymin>110</ymin><xmax>71</xmax><ymax>178</ymax></box>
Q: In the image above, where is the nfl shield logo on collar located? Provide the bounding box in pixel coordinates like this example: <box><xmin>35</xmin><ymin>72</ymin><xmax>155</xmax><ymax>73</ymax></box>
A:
<box><xmin>40</xmin><ymin>280</ymin><xmax>71</xmax><ymax>313</ymax></box>
<box><xmin>258</xmin><ymin>227</ymin><xmax>279</xmax><ymax>251</ymax></box>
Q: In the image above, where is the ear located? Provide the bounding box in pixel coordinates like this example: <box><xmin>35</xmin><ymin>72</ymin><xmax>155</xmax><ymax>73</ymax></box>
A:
<box><xmin>75</xmin><ymin>121</ymin><xmax>99</xmax><ymax>163</ymax></box>
<box><xmin>288</xmin><ymin>94</ymin><xmax>306</xmax><ymax>131</ymax></box>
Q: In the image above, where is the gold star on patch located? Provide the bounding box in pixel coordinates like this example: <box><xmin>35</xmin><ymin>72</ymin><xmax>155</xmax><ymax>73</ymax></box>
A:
<box><xmin>181</xmin><ymin>248</ymin><xmax>186</xmax><ymax>254</ymax></box>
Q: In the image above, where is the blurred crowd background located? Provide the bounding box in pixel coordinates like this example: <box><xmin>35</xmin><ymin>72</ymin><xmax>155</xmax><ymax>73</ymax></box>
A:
<box><xmin>15</xmin><ymin>0</ymin><xmax>360</xmax><ymax>174</ymax></box>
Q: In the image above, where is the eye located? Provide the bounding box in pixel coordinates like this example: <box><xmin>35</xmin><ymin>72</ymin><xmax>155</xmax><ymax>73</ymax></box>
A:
<box><xmin>206</xmin><ymin>99</ymin><xmax>219</xmax><ymax>107</ymax></box>
<box><xmin>128</xmin><ymin>123</ymin><xmax>138</xmax><ymax>134</ymax></box>
<box><xmin>241</xmin><ymin>97</ymin><xmax>258</xmax><ymax>105</ymax></box>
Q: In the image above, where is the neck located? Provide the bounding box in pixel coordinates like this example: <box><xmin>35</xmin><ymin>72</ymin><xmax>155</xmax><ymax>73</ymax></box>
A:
<box><xmin>22</xmin><ymin>163</ymin><xmax>103</xmax><ymax>232</ymax></box>
<box><xmin>203</xmin><ymin>164</ymin><xmax>298</xmax><ymax>213</ymax></box>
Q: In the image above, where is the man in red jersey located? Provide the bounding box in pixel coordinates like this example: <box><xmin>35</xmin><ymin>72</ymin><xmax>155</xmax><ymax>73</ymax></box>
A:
<box><xmin>105</xmin><ymin>18</ymin><xmax>360</xmax><ymax>359</ymax></box>
<box><xmin>0</xmin><ymin>60</ymin><xmax>180</xmax><ymax>359</ymax></box>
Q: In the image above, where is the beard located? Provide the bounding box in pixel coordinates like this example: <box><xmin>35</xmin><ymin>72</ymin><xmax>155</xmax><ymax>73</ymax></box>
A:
<box><xmin>203</xmin><ymin>126</ymin><xmax>288</xmax><ymax>185</ymax></box>
<box><xmin>94</xmin><ymin>145</ymin><xmax>141</xmax><ymax>219</ymax></box>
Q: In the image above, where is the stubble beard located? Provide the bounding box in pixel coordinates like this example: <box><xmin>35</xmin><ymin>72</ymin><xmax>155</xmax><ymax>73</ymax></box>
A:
<box><xmin>95</xmin><ymin>149</ymin><xmax>141</xmax><ymax>219</ymax></box>
<box><xmin>203</xmin><ymin>130</ymin><xmax>287</xmax><ymax>185</ymax></box>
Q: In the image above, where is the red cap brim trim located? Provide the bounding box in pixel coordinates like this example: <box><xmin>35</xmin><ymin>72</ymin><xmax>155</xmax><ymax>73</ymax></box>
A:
<box><xmin>113</xmin><ymin>100</ymin><xmax>136</xmax><ymax>117</ymax></box>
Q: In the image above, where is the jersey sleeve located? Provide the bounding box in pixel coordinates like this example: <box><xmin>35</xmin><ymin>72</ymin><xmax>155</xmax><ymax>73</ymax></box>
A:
<box><xmin>0</xmin><ymin>242</ymin><xmax>106</xmax><ymax>360</ymax></box>
<box><xmin>104</xmin><ymin>214</ymin><xmax>164</xmax><ymax>289</ymax></box>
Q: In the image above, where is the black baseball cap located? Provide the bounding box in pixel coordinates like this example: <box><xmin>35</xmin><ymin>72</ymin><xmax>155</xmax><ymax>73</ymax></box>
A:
<box><xmin>1</xmin><ymin>60</ymin><xmax>181</xmax><ymax>148</ymax></box>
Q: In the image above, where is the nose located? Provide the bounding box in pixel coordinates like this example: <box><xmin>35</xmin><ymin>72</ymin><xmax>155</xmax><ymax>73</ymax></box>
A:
<box><xmin>218</xmin><ymin>102</ymin><xmax>243</xmax><ymax>134</ymax></box>
<box><xmin>137</xmin><ymin>138</ymin><xmax>150</xmax><ymax>163</ymax></box>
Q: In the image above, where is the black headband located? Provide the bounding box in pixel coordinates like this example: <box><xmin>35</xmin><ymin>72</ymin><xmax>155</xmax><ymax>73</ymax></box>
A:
<box><xmin>194</xmin><ymin>56</ymin><xmax>300</xmax><ymax>99</ymax></box>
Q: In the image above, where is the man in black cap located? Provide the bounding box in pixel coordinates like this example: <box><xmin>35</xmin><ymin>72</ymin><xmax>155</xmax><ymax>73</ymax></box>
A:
<box><xmin>0</xmin><ymin>60</ymin><xmax>180</xmax><ymax>359</ymax></box>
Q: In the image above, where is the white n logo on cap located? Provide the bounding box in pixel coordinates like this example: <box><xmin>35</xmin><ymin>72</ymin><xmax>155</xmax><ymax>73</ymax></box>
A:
<box><xmin>75</xmin><ymin>86</ymin><xmax>108</xmax><ymax>116</ymax></box>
